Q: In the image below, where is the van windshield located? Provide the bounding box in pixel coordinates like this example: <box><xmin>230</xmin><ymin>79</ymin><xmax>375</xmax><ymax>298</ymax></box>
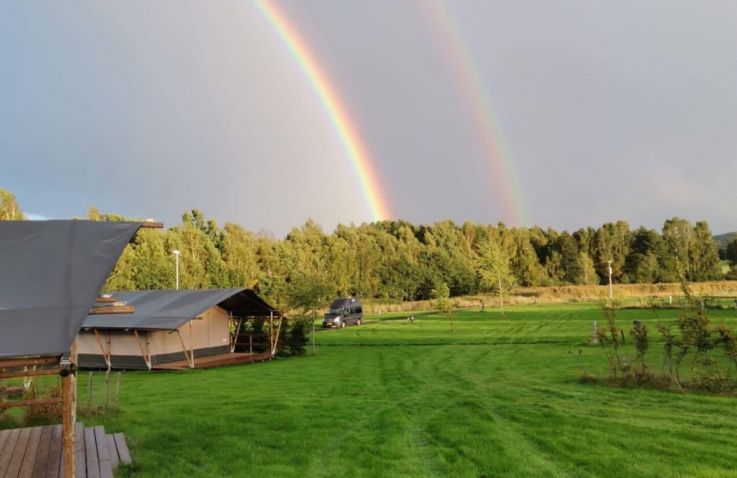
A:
<box><xmin>328</xmin><ymin>307</ymin><xmax>344</xmax><ymax>314</ymax></box>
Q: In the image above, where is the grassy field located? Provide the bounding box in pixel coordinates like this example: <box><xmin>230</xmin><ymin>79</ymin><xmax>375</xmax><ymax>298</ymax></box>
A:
<box><xmin>71</xmin><ymin>304</ymin><xmax>737</xmax><ymax>477</ymax></box>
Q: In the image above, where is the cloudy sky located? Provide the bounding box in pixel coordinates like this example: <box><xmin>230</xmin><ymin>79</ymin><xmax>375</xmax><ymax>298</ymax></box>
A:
<box><xmin>2</xmin><ymin>1</ymin><xmax>736</xmax><ymax>235</ymax></box>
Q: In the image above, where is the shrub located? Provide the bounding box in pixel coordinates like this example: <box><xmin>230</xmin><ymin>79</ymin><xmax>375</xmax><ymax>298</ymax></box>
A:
<box><xmin>596</xmin><ymin>306</ymin><xmax>626</xmax><ymax>379</ymax></box>
<box><xmin>631</xmin><ymin>321</ymin><xmax>649</xmax><ymax>371</ymax></box>
<box><xmin>286</xmin><ymin>318</ymin><xmax>309</xmax><ymax>356</ymax></box>
<box><xmin>592</xmin><ymin>305</ymin><xmax>737</xmax><ymax>394</ymax></box>
<box><xmin>656</xmin><ymin>322</ymin><xmax>675</xmax><ymax>380</ymax></box>
<box><xmin>432</xmin><ymin>283</ymin><xmax>451</xmax><ymax>314</ymax></box>
<box><xmin>24</xmin><ymin>387</ymin><xmax>61</xmax><ymax>426</ymax></box>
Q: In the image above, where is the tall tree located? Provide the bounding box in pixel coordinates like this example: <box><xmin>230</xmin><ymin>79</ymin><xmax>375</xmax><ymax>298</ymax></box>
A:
<box><xmin>691</xmin><ymin>221</ymin><xmax>722</xmax><ymax>281</ymax></box>
<box><xmin>726</xmin><ymin>238</ymin><xmax>737</xmax><ymax>266</ymax></box>
<box><xmin>662</xmin><ymin>217</ymin><xmax>696</xmax><ymax>281</ymax></box>
<box><xmin>625</xmin><ymin>227</ymin><xmax>663</xmax><ymax>284</ymax></box>
<box><xmin>0</xmin><ymin>189</ymin><xmax>23</xmax><ymax>220</ymax></box>
<box><xmin>594</xmin><ymin>221</ymin><xmax>631</xmax><ymax>284</ymax></box>
<box><xmin>558</xmin><ymin>233</ymin><xmax>585</xmax><ymax>284</ymax></box>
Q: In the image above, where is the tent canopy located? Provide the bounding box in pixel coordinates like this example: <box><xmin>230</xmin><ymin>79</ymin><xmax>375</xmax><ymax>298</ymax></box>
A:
<box><xmin>82</xmin><ymin>288</ymin><xmax>280</xmax><ymax>331</ymax></box>
<box><xmin>0</xmin><ymin>220</ymin><xmax>143</xmax><ymax>358</ymax></box>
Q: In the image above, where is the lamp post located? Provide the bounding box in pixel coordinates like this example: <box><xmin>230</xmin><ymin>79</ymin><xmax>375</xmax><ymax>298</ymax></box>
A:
<box><xmin>172</xmin><ymin>250</ymin><xmax>180</xmax><ymax>290</ymax></box>
<box><xmin>607</xmin><ymin>259</ymin><xmax>613</xmax><ymax>300</ymax></box>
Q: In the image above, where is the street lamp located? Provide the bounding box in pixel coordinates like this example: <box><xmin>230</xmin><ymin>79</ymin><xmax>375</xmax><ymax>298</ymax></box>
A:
<box><xmin>607</xmin><ymin>259</ymin><xmax>613</xmax><ymax>300</ymax></box>
<box><xmin>172</xmin><ymin>250</ymin><xmax>180</xmax><ymax>290</ymax></box>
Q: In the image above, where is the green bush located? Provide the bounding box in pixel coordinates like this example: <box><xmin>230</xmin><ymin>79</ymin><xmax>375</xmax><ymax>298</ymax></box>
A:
<box><xmin>286</xmin><ymin>318</ymin><xmax>309</xmax><ymax>356</ymax></box>
<box><xmin>593</xmin><ymin>305</ymin><xmax>737</xmax><ymax>394</ymax></box>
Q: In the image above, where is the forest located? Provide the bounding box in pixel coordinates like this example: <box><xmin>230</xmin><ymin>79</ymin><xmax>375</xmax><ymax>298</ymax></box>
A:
<box><xmin>1</xmin><ymin>188</ymin><xmax>733</xmax><ymax>309</ymax></box>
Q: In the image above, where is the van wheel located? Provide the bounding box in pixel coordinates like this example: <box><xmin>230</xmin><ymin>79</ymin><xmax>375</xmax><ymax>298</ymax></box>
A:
<box><xmin>357</xmin><ymin>319</ymin><xmax>362</xmax><ymax>326</ymax></box>
<box><xmin>340</xmin><ymin>322</ymin><xmax>346</xmax><ymax>328</ymax></box>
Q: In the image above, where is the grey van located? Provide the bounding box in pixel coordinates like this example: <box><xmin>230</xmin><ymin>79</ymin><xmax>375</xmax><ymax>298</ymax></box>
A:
<box><xmin>322</xmin><ymin>297</ymin><xmax>363</xmax><ymax>328</ymax></box>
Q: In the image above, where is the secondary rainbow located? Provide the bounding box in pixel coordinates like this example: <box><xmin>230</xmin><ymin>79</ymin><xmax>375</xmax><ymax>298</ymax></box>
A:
<box><xmin>253</xmin><ymin>0</ymin><xmax>391</xmax><ymax>221</ymax></box>
<box><xmin>423</xmin><ymin>0</ymin><xmax>529</xmax><ymax>225</ymax></box>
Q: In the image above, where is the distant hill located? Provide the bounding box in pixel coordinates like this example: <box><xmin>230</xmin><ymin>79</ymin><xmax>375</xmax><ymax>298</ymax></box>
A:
<box><xmin>714</xmin><ymin>232</ymin><xmax>737</xmax><ymax>250</ymax></box>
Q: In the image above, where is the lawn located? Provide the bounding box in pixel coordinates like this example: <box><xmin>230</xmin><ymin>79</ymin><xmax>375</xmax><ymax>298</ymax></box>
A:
<box><xmin>77</xmin><ymin>304</ymin><xmax>737</xmax><ymax>477</ymax></box>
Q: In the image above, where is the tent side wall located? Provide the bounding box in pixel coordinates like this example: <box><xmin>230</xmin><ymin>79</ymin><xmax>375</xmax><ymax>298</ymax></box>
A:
<box><xmin>78</xmin><ymin>306</ymin><xmax>231</xmax><ymax>369</ymax></box>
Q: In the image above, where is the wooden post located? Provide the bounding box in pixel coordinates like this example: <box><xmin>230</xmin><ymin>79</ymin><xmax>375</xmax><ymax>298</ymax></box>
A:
<box><xmin>60</xmin><ymin>349</ymin><xmax>76</xmax><ymax>478</ymax></box>
<box><xmin>312</xmin><ymin>309</ymin><xmax>317</xmax><ymax>356</ymax></box>
<box><xmin>104</xmin><ymin>370</ymin><xmax>110</xmax><ymax>410</ymax></box>
<box><xmin>114</xmin><ymin>372</ymin><xmax>121</xmax><ymax>410</ymax></box>
<box><xmin>72</xmin><ymin>338</ymin><xmax>78</xmax><ymax>403</ymax></box>
<box><xmin>86</xmin><ymin>371</ymin><xmax>93</xmax><ymax>413</ymax></box>
<box><xmin>61</xmin><ymin>371</ymin><xmax>74</xmax><ymax>478</ymax></box>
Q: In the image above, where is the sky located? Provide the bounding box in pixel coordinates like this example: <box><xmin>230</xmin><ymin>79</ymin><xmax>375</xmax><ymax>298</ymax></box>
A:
<box><xmin>2</xmin><ymin>1</ymin><xmax>736</xmax><ymax>235</ymax></box>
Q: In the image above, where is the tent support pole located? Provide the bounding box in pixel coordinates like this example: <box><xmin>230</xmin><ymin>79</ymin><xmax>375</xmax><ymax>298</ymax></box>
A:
<box><xmin>269</xmin><ymin>312</ymin><xmax>274</xmax><ymax>354</ymax></box>
<box><xmin>271</xmin><ymin>315</ymin><xmax>283</xmax><ymax>356</ymax></box>
<box><xmin>190</xmin><ymin>320</ymin><xmax>194</xmax><ymax>368</ymax></box>
<box><xmin>231</xmin><ymin>317</ymin><xmax>242</xmax><ymax>353</ymax></box>
<box><xmin>93</xmin><ymin>329</ymin><xmax>112</xmax><ymax>372</ymax></box>
<box><xmin>176</xmin><ymin>330</ymin><xmax>194</xmax><ymax>369</ymax></box>
<box><xmin>133</xmin><ymin>330</ymin><xmax>152</xmax><ymax>370</ymax></box>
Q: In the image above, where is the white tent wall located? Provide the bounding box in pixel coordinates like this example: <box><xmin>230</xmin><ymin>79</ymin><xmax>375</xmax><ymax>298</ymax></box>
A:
<box><xmin>174</xmin><ymin>306</ymin><xmax>231</xmax><ymax>353</ymax></box>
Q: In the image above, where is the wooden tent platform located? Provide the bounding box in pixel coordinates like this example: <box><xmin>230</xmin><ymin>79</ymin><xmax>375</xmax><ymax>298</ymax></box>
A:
<box><xmin>153</xmin><ymin>352</ymin><xmax>273</xmax><ymax>370</ymax></box>
<box><xmin>0</xmin><ymin>423</ymin><xmax>130</xmax><ymax>478</ymax></box>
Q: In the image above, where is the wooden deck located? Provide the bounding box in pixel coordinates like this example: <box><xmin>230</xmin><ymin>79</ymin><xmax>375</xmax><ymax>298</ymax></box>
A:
<box><xmin>0</xmin><ymin>423</ymin><xmax>130</xmax><ymax>478</ymax></box>
<box><xmin>153</xmin><ymin>352</ymin><xmax>273</xmax><ymax>370</ymax></box>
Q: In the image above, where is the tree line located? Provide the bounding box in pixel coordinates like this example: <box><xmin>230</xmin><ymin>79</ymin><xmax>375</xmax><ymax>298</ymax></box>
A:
<box><xmin>1</xmin><ymin>188</ymin><xmax>733</xmax><ymax>309</ymax></box>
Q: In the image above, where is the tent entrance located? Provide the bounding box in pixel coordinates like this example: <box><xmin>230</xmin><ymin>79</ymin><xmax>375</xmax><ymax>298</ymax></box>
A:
<box><xmin>229</xmin><ymin>313</ymin><xmax>284</xmax><ymax>356</ymax></box>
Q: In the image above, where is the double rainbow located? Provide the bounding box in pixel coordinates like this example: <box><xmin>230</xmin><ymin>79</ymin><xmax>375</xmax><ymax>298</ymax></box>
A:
<box><xmin>254</xmin><ymin>1</ymin><xmax>529</xmax><ymax>225</ymax></box>
<box><xmin>253</xmin><ymin>1</ymin><xmax>392</xmax><ymax>222</ymax></box>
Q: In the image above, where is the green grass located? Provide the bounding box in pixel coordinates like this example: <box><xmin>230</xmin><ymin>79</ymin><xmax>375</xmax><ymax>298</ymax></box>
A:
<box><xmin>70</xmin><ymin>305</ymin><xmax>737</xmax><ymax>476</ymax></box>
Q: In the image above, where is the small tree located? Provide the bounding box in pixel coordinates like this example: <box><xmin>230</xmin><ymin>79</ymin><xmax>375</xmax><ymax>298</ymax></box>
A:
<box><xmin>676</xmin><ymin>310</ymin><xmax>713</xmax><ymax>381</ymax></box>
<box><xmin>432</xmin><ymin>282</ymin><xmax>451</xmax><ymax>313</ymax></box>
<box><xmin>656</xmin><ymin>322</ymin><xmax>675</xmax><ymax>379</ymax></box>
<box><xmin>716</xmin><ymin>325</ymin><xmax>737</xmax><ymax>371</ymax></box>
<box><xmin>287</xmin><ymin>273</ymin><xmax>334</xmax><ymax>355</ymax></box>
<box><xmin>597</xmin><ymin>306</ymin><xmax>625</xmax><ymax>379</ymax></box>
<box><xmin>477</xmin><ymin>238</ymin><xmax>515</xmax><ymax>315</ymax></box>
<box><xmin>631</xmin><ymin>321</ymin><xmax>649</xmax><ymax>371</ymax></box>
<box><xmin>431</xmin><ymin>282</ymin><xmax>452</xmax><ymax>330</ymax></box>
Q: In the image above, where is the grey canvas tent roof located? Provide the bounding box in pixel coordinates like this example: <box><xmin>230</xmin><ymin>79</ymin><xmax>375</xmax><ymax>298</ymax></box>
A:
<box><xmin>82</xmin><ymin>288</ymin><xmax>280</xmax><ymax>331</ymax></box>
<box><xmin>0</xmin><ymin>220</ymin><xmax>143</xmax><ymax>358</ymax></box>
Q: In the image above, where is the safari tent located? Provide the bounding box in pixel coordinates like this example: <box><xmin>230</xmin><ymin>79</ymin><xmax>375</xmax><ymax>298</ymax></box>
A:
<box><xmin>78</xmin><ymin>288</ymin><xmax>284</xmax><ymax>370</ymax></box>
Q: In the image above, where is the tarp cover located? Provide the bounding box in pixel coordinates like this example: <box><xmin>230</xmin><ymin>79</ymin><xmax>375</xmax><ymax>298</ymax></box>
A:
<box><xmin>83</xmin><ymin>288</ymin><xmax>279</xmax><ymax>331</ymax></box>
<box><xmin>0</xmin><ymin>220</ymin><xmax>142</xmax><ymax>357</ymax></box>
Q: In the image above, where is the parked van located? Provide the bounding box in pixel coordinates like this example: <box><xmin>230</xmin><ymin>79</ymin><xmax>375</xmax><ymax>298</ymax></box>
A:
<box><xmin>322</xmin><ymin>297</ymin><xmax>363</xmax><ymax>328</ymax></box>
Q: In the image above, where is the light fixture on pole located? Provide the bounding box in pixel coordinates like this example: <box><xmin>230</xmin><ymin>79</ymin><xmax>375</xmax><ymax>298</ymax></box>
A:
<box><xmin>172</xmin><ymin>250</ymin><xmax>180</xmax><ymax>290</ymax></box>
<box><xmin>607</xmin><ymin>259</ymin><xmax>613</xmax><ymax>300</ymax></box>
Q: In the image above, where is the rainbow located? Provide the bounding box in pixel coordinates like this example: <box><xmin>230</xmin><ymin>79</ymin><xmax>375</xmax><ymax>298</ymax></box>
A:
<box><xmin>253</xmin><ymin>1</ymin><xmax>391</xmax><ymax>221</ymax></box>
<box><xmin>423</xmin><ymin>0</ymin><xmax>529</xmax><ymax>225</ymax></box>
